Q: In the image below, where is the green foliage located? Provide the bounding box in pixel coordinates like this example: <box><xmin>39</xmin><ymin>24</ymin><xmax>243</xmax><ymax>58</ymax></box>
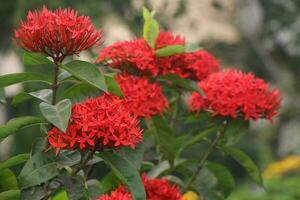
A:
<box><xmin>0</xmin><ymin>169</ymin><xmax>18</xmax><ymax>191</ymax></box>
<box><xmin>0</xmin><ymin>190</ymin><xmax>20</xmax><ymax>200</ymax></box>
<box><xmin>155</xmin><ymin>45</ymin><xmax>186</xmax><ymax>57</ymax></box>
<box><xmin>0</xmin><ymin>73</ymin><xmax>52</xmax><ymax>88</ymax></box>
<box><xmin>23</xmin><ymin>52</ymin><xmax>52</xmax><ymax>66</ymax></box>
<box><xmin>0</xmin><ymin>154</ymin><xmax>30</xmax><ymax>172</ymax></box>
<box><xmin>12</xmin><ymin>89</ymin><xmax>53</xmax><ymax>106</ymax></box>
<box><xmin>143</xmin><ymin>7</ymin><xmax>159</xmax><ymax>47</ymax></box>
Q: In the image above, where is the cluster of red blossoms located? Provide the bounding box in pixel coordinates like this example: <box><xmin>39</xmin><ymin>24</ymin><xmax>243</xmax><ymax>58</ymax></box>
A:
<box><xmin>48</xmin><ymin>94</ymin><xmax>142</xmax><ymax>154</ymax></box>
<box><xmin>116</xmin><ymin>74</ymin><xmax>168</xmax><ymax>119</ymax></box>
<box><xmin>98</xmin><ymin>174</ymin><xmax>182</xmax><ymax>200</ymax></box>
<box><xmin>189</xmin><ymin>70</ymin><xmax>281</xmax><ymax>122</ymax></box>
<box><xmin>96</xmin><ymin>31</ymin><xmax>219</xmax><ymax>81</ymax></box>
<box><xmin>14</xmin><ymin>6</ymin><xmax>102</xmax><ymax>62</ymax></box>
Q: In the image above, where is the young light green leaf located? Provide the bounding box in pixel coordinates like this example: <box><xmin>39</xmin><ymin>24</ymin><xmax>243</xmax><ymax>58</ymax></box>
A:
<box><xmin>206</xmin><ymin>162</ymin><xmax>235</xmax><ymax>197</ymax></box>
<box><xmin>221</xmin><ymin>146</ymin><xmax>263</xmax><ymax>185</ymax></box>
<box><xmin>97</xmin><ymin>151</ymin><xmax>146</xmax><ymax>200</ymax></box>
<box><xmin>0</xmin><ymin>169</ymin><xmax>18</xmax><ymax>191</ymax></box>
<box><xmin>0</xmin><ymin>116</ymin><xmax>44</xmax><ymax>142</ymax></box>
<box><xmin>39</xmin><ymin>99</ymin><xmax>71</xmax><ymax>132</ymax></box>
<box><xmin>0</xmin><ymin>73</ymin><xmax>52</xmax><ymax>88</ymax></box>
<box><xmin>18</xmin><ymin>152</ymin><xmax>58</xmax><ymax>189</ymax></box>
<box><xmin>0</xmin><ymin>190</ymin><xmax>20</xmax><ymax>200</ymax></box>
<box><xmin>143</xmin><ymin>7</ymin><xmax>159</xmax><ymax>47</ymax></box>
<box><xmin>23</xmin><ymin>52</ymin><xmax>52</xmax><ymax>66</ymax></box>
<box><xmin>61</xmin><ymin>60</ymin><xmax>107</xmax><ymax>92</ymax></box>
<box><xmin>159</xmin><ymin>74</ymin><xmax>204</xmax><ymax>96</ymax></box>
<box><xmin>155</xmin><ymin>45</ymin><xmax>185</xmax><ymax>57</ymax></box>
<box><xmin>0</xmin><ymin>153</ymin><xmax>30</xmax><ymax>172</ymax></box>
<box><xmin>104</xmin><ymin>75</ymin><xmax>123</xmax><ymax>97</ymax></box>
<box><xmin>0</xmin><ymin>88</ymin><xmax>6</xmax><ymax>104</ymax></box>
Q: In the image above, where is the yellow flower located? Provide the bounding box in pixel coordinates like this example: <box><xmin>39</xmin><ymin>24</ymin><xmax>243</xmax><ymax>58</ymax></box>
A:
<box><xmin>183</xmin><ymin>191</ymin><xmax>200</xmax><ymax>200</ymax></box>
<box><xmin>263</xmin><ymin>155</ymin><xmax>300</xmax><ymax>179</ymax></box>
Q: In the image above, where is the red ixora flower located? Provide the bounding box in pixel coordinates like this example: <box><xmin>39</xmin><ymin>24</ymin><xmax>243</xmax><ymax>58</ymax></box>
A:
<box><xmin>189</xmin><ymin>69</ymin><xmax>281</xmax><ymax>122</ymax></box>
<box><xmin>47</xmin><ymin>93</ymin><xmax>142</xmax><ymax>154</ymax></box>
<box><xmin>98</xmin><ymin>174</ymin><xmax>182</xmax><ymax>200</ymax></box>
<box><xmin>116</xmin><ymin>74</ymin><xmax>168</xmax><ymax>119</ymax></box>
<box><xmin>14</xmin><ymin>5</ymin><xmax>103</xmax><ymax>62</ymax></box>
<box><xmin>96</xmin><ymin>31</ymin><xmax>219</xmax><ymax>81</ymax></box>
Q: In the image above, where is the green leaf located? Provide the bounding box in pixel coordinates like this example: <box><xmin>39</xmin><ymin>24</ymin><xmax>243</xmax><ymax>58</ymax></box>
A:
<box><xmin>155</xmin><ymin>45</ymin><xmax>185</xmax><ymax>57</ymax></box>
<box><xmin>104</xmin><ymin>75</ymin><xmax>123</xmax><ymax>97</ymax></box>
<box><xmin>61</xmin><ymin>83</ymin><xmax>100</xmax><ymax>103</ymax></box>
<box><xmin>0</xmin><ymin>153</ymin><xmax>30</xmax><ymax>172</ymax></box>
<box><xmin>0</xmin><ymin>169</ymin><xmax>18</xmax><ymax>191</ymax></box>
<box><xmin>23</xmin><ymin>52</ymin><xmax>52</xmax><ymax>66</ymax></box>
<box><xmin>0</xmin><ymin>116</ymin><xmax>44</xmax><ymax>142</ymax></box>
<box><xmin>0</xmin><ymin>88</ymin><xmax>6</xmax><ymax>104</ymax></box>
<box><xmin>20</xmin><ymin>186</ymin><xmax>47</xmax><ymax>200</ymax></box>
<box><xmin>185</xmin><ymin>43</ymin><xmax>202</xmax><ymax>52</ymax></box>
<box><xmin>206</xmin><ymin>162</ymin><xmax>235</xmax><ymax>197</ymax></box>
<box><xmin>18</xmin><ymin>152</ymin><xmax>58</xmax><ymax>189</ymax></box>
<box><xmin>57</xmin><ymin>151</ymin><xmax>81</xmax><ymax>167</ymax></box>
<box><xmin>148</xmin><ymin>159</ymin><xmax>190</xmax><ymax>178</ymax></box>
<box><xmin>61</xmin><ymin>60</ymin><xmax>107</xmax><ymax>92</ymax></box>
<box><xmin>97</xmin><ymin>151</ymin><xmax>146</xmax><ymax>200</ymax></box>
<box><xmin>12</xmin><ymin>89</ymin><xmax>53</xmax><ymax>106</ymax></box>
<box><xmin>62</xmin><ymin>175</ymin><xmax>89</xmax><ymax>200</ymax></box>
<box><xmin>0</xmin><ymin>73</ymin><xmax>52</xmax><ymax>88</ymax></box>
<box><xmin>39</xmin><ymin>99</ymin><xmax>71</xmax><ymax>132</ymax></box>
<box><xmin>143</xmin><ymin>7</ymin><xmax>159</xmax><ymax>47</ymax></box>
<box><xmin>225</xmin><ymin>118</ymin><xmax>250</xmax><ymax>145</ymax></box>
<box><xmin>221</xmin><ymin>146</ymin><xmax>263</xmax><ymax>185</ymax></box>
<box><xmin>150</xmin><ymin>115</ymin><xmax>180</xmax><ymax>166</ymax></box>
<box><xmin>0</xmin><ymin>190</ymin><xmax>20</xmax><ymax>200</ymax></box>
<box><xmin>87</xmin><ymin>179</ymin><xmax>103</xmax><ymax>198</ymax></box>
<box><xmin>159</xmin><ymin>74</ymin><xmax>204</xmax><ymax>95</ymax></box>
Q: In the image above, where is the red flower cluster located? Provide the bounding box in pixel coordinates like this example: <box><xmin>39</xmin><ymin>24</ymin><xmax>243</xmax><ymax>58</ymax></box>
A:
<box><xmin>189</xmin><ymin>70</ymin><xmax>281</xmax><ymax>121</ymax></box>
<box><xmin>14</xmin><ymin>6</ymin><xmax>102</xmax><ymax>62</ymax></box>
<box><xmin>48</xmin><ymin>94</ymin><xmax>142</xmax><ymax>154</ymax></box>
<box><xmin>98</xmin><ymin>174</ymin><xmax>182</xmax><ymax>200</ymax></box>
<box><xmin>96</xmin><ymin>32</ymin><xmax>219</xmax><ymax>81</ymax></box>
<box><xmin>116</xmin><ymin>74</ymin><xmax>168</xmax><ymax>119</ymax></box>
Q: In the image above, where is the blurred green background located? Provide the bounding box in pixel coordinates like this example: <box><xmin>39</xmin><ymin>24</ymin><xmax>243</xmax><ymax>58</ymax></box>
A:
<box><xmin>0</xmin><ymin>0</ymin><xmax>300</xmax><ymax>199</ymax></box>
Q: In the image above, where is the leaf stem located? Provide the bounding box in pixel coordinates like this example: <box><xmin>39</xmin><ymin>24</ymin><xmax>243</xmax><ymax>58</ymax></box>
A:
<box><xmin>51</xmin><ymin>62</ymin><xmax>60</xmax><ymax>105</ymax></box>
<box><xmin>182</xmin><ymin>121</ymin><xmax>228</xmax><ymax>192</ymax></box>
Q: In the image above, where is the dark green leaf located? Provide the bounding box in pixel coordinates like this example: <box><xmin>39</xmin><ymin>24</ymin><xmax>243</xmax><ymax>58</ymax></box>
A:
<box><xmin>100</xmin><ymin>172</ymin><xmax>120</xmax><ymax>193</ymax></box>
<box><xmin>61</xmin><ymin>60</ymin><xmax>107</xmax><ymax>92</ymax></box>
<box><xmin>23</xmin><ymin>52</ymin><xmax>52</xmax><ymax>66</ymax></box>
<box><xmin>221</xmin><ymin>146</ymin><xmax>263</xmax><ymax>185</ymax></box>
<box><xmin>18</xmin><ymin>152</ymin><xmax>58</xmax><ymax>189</ymax></box>
<box><xmin>159</xmin><ymin>74</ymin><xmax>204</xmax><ymax>95</ymax></box>
<box><xmin>39</xmin><ymin>99</ymin><xmax>71</xmax><ymax>132</ymax></box>
<box><xmin>0</xmin><ymin>116</ymin><xmax>44</xmax><ymax>142</ymax></box>
<box><xmin>0</xmin><ymin>190</ymin><xmax>20</xmax><ymax>200</ymax></box>
<box><xmin>206</xmin><ymin>162</ymin><xmax>235</xmax><ymax>197</ymax></box>
<box><xmin>104</xmin><ymin>75</ymin><xmax>123</xmax><ymax>97</ymax></box>
<box><xmin>143</xmin><ymin>7</ymin><xmax>159</xmax><ymax>47</ymax></box>
<box><xmin>98</xmin><ymin>151</ymin><xmax>146</xmax><ymax>200</ymax></box>
<box><xmin>12</xmin><ymin>89</ymin><xmax>53</xmax><ymax>106</ymax></box>
<box><xmin>155</xmin><ymin>45</ymin><xmax>185</xmax><ymax>57</ymax></box>
<box><xmin>0</xmin><ymin>88</ymin><xmax>6</xmax><ymax>104</ymax></box>
<box><xmin>225</xmin><ymin>118</ymin><xmax>250</xmax><ymax>145</ymax></box>
<box><xmin>57</xmin><ymin>151</ymin><xmax>81</xmax><ymax>167</ymax></box>
<box><xmin>148</xmin><ymin>159</ymin><xmax>190</xmax><ymax>178</ymax></box>
<box><xmin>0</xmin><ymin>73</ymin><xmax>52</xmax><ymax>88</ymax></box>
<box><xmin>11</xmin><ymin>93</ymin><xmax>32</xmax><ymax>106</ymax></box>
<box><xmin>31</xmin><ymin>137</ymin><xmax>48</xmax><ymax>154</ymax></box>
<box><xmin>87</xmin><ymin>179</ymin><xmax>103</xmax><ymax>198</ymax></box>
<box><xmin>62</xmin><ymin>175</ymin><xmax>89</xmax><ymax>200</ymax></box>
<box><xmin>0</xmin><ymin>169</ymin><xmax>18</xmax><ymax>191</ymax></box>
<box><xmin>61</xmin><ymin>83</ymin><xmax>100</xmax><ymax>103</ymax></box>
<box><xmin>0</xmin><ymin>154</ymin><xmax>30</xmax><ymax>172</ymax></box>
<box><xmin>20</xmin><ymin>186</ymin><xmax>47</xmax><ymax>200</ymax></box>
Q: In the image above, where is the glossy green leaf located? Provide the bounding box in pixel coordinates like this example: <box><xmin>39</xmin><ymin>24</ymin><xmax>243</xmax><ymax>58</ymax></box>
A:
<box><xmin>0</xmin><ymin>73</ymin><xmax>52</xmax><ymax>88</ymax></box>
<box><xmin>0</xmin><ymin>153</ymin><xmax>30</xmax><ymax>172</ymax></box>
<box><xmin>98</xmin><ymin>151</ymin><xmax>146</xmax><ymax>200</ymax></box>
<box><xmin>39</xmin><ymin>99</ymin><xmax>71</xmax><ymax>132</ymax></box>
<box><xmin>57</xmin><ymin>150</ymin><xmax>81</xmax><ymax>167</ymax></box>
<box><xmin>221</xmin><ymin>146</ymin><xmax>263</xmax><ymax>185</ymax></box>
<box><xmin>148</xmin><ymin>159</ymin><xmax>190</xmax><ymax>178</ymax></box>
<box><xmin>206</xmin><ymin>162</ymin><xmax>235</xmax><ymax>197</ymax></box>
<box><xmin>61</xmin><ymin>83</ymin><xmax>100</xmax><ymax>103</ymax></box>
<box><xmin>87</xmin><ymin>179</ymin><xmax>103</xmax><ymax>198</ymax></box>
<box><xmin>61</xmin><ymin>60</ymin><xmax>107</xmax><ymax>92</ymax></box>
<box><xmin>62</xmin><ymin>175</ymin><xmax>89</xmax><ymax>200</ymax></box>
<box><xmin>0</xmin><ymin>190</ymin><xmax>20</xmax><ymax>200</ymax></box>
<box><xmin>225</xmin><ymin>118</ymin><xmax>250</xmax><ymax>145</ymax></box>
<box><xmin>104</xmin><ymin>75</ymin><xmax>123</xmax><ymax>97</ymax></box>
<box><xmin>159</xmin><ymin>74</ymin><xmax>204</xmax><ymax>95</ymax></box>
<box><xmin>155</xmin><ymin>45</ymin><xmax>185</xmax><ymax>57</ymax></box>
<box><xmin>18</xmin><ymin>152</ymin><xmax>58</xmax><ymax>189</ymax></box>
<box><xmin>12</xmin><ymin>89</ymin><xmax>53</xmax><ymax>106</ymax></box>
<box><xmin>0</xmin><ymin>116</ymin><xmax>44</xmax><ymax>142</ymax></box>
<box><xmin>0</xmin><ymin>169</ymin><xmax>18</xmax><ymax>191</ymax></box>
<box><xmin>143</xmin><ymin>7</ymin><xmax>159</xmax><ymax>47</ymax></box>
<box><xmin>23</xmin><ymin>52</ymin><xmax>52</xmax><ymax>66</ymax></box>
<box><xmin>0</xmin><ymin>88</ymin><xmax>6</xmax><ymax>104</ymax></box>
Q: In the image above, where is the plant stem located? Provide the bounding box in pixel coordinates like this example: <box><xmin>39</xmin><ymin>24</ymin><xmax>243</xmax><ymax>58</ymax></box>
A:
<box><xmin>72</xmin><ymin>149</ymin><xmax>95</xmax><ymax>176</ymax></box>
<box><xmin>182</xmin><ymin>121</ymin><xmax>228</xmax><ymax>192</ymax></box>
<box><xmin>51</xmin><ymin>61</ymin><xmax>60</xmax><ymax>105</ymax></box>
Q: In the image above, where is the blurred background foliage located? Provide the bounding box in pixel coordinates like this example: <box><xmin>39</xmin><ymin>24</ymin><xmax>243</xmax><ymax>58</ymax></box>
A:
<box><xmin>0</xmin><ymin>0</ymin><xmax>300</xmax><ymax>199</ymax></box>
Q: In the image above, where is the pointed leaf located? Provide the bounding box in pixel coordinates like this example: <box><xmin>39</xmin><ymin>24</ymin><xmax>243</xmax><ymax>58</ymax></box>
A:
<box><xmin>61</xmin><ymin>60</ymin><xmax>107</xmax><ymax>92</ymax></box>
<box><xmin>97</xmin><ymin>151</ymin><xmax>146</xmax><ymax>200</ymax></box>
<box><xmin>0</xmin><ymin>190</ymin><xmax>20</xmax><ymax>200</ymax></box>
<box><xmin>155</xmin><ymin>45</ymin><xmax>185</xmax><ymax>57</ymax></box>
<box><xmin>0</xmin><ymin>169</ymin><xmax>18</xmax><ymax>191</ymax></box>
<box><xmin>0</xmin><ymin>153</ymin><xmax>30</xmax><ymax>172</ymax></box>
<box><xmin>105</xmin><ymin>75</ymin><xmax>123</xmax><ymax>97</ymax></box>
<box><xmin>39</xmin><ymin>99</ymin><xmax>71</xmax><ymax>132</ymax></box>
<box><xmin>23</xmin><ymin>52</ymin><xmax>52</xmax><ymax>66</ymax></box>
<box><xmin>143</xmin><ymin>7</ymin><xmax>159</xmax><ymax>47</ymax></box>
<box><xmin>221</xmin><ymin>146</ymin><xmax>263</xmax><ymax>185</ymax></box>
<box><xmin>12</xmin><ymin>89</ymin><xmax>53</xmax><ymax>106</ymax></box>
<box><xmin>0</xmin><ymin>73</ymin><xmax>52</xmax><ymax>88</ymax></box>
<box><xmin>61</xmin><ymin>83</ymin><xmax>100</xmax><ymax>103</ymax></box>
<box><xmin>225</xmin><ymin>118</ymin><xmax>249</xmax><ymax>145</ymax></box>
<box><xmin>0</xmin><ymin>116</ymin><xmax>44</xmax><ymax>142</ymax></box>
